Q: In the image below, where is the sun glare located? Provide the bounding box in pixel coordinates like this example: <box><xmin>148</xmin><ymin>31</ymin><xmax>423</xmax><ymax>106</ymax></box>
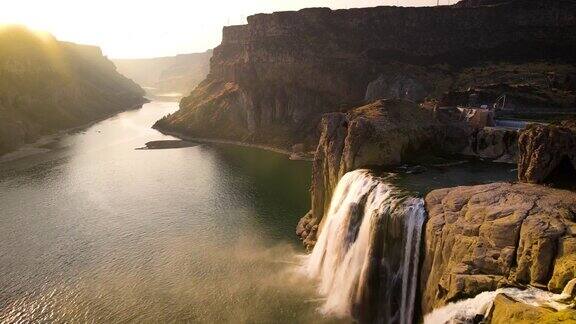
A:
<box><xmin>0</xmin><ymin>0</ymin><xmax>439</xmax><ymax>58</ymax></box>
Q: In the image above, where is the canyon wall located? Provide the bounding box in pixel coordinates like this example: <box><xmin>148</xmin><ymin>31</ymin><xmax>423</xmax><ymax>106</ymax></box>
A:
<box><xmin>150</xmin><ymin>2</ymin><xmax>576</xmax><ymax>317</ymax></box>
<box><xmin>113</xmin><ymin>50</ymin><xmax>212</xmax><ymax>97</ymax></box>
<box><xmin>421</xmin><ymin>182</ymin><xmax>576</xmax><ymax>314</ymax></box>
<box><xmin>155</xmin><ymin>0</ymin><xmax>576</xmax><ymax>149</ymax></box>
<box><xmin>296</xmin><ymin>99</ymin><xmax>445</xmax><ymax>248</ymax></box>
<box><xmin>0</xmin><ymin>26</ymin><xmax>146</xmax><ymax>155</ymax></box>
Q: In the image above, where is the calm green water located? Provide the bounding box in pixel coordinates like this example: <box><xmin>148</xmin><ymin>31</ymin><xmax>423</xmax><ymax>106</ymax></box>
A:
<box><xmin>0</xmin><ymin>101</ymin><xmax>336</xmax><ymax>323</ymax></box>
<box><xmin>390</xmin><ymin>160</ymin><xmax>517</xmax><ymax>196</ymax></box>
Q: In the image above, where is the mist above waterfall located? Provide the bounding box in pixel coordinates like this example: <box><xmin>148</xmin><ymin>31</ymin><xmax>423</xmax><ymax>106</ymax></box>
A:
<box><xmin>302</xmin><ymin>170</ymin><xmax>426</xmax><ymax>323</ymax></box>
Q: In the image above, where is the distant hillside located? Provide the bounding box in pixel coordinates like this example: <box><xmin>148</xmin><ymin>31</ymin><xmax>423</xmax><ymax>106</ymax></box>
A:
<box><xmin>113</xmin><ymin>51</ymin><xmax>212</xmax><ymax>98</ymax></box>
<box><xmin>0</xmin><ymin>25</ymin><xmax>146</xmax><ymax>155</ymax></box>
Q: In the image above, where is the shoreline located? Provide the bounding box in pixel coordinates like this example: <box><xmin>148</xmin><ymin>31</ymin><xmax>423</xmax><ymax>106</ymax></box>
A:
<box><xmin>65</xmin><ymin>99</ymin><xmax>150</xmax><ymax>134</ymax></box>
<box><xmin>0</xmin><ymin>99</ymin><xmax>148</xmax><ymax>163</ymax></box>
<box><xmin>155</xmin><ymin>129</ymin><xmax>297</xmax><ymax>157</ymax></box>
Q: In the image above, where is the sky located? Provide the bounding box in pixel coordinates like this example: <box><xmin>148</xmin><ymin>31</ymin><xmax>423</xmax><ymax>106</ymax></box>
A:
<box><xmin>0</xmin><ymin>0</ymin><xmax>451</xmax><ymax>59</ymax></box>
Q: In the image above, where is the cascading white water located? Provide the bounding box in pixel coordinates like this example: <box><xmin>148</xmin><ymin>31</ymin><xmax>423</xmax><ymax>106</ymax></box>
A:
<box><xmin>424</xmin><ymin>283</ymin><xmax>576</xmax><ymax>324</ymax></box>
<box><xmin>303</xmin><ymin>169</ymin><xmax>426</xmax><ymax>323</ymax></box>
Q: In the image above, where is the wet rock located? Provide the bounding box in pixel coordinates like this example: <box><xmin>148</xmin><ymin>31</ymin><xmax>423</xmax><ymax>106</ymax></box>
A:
<box><xmin>518</xmin><ymin>122</ymin><xmax>576</xmax><ymax>187</ymax></box>
<box><xmin>489</xmin><ymin>292</ymin><xmax>576</xmax><ymax>323</ymax></box>
<box><xmin>489</xmin><ymin>294</ymin><xmax>555</xmax><ymax>323</ymax></box>
<box><xmin>420</xmin><ymin>182</ymin><xmax>576</xmax><ymax>314</ymax></box>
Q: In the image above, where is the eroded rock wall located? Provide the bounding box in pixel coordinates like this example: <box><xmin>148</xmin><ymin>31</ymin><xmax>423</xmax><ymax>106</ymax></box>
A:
<box><xmin>155</xmin><ymin>0</ymin><xmax>576</xmax><ymax>149</ymax></box>
<box><xmin>420</xmin><ymin>182</ymin><xmax>576</xmax><ymax>314</ymax></box>
<box><xmin>297</xmin><ymin>99</ymin><xmax>442</xmax><ymax>248</ymax></box>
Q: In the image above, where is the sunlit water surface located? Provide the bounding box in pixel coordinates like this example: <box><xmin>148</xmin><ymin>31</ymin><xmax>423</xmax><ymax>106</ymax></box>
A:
<box><xmin>0</xmin><ymin>101</ymin><xmax>339</xmax><ymax>323</ymax></box>
<box><xmin>0</xmin><ymin>101</ymin><xmax>519</xmax><ymax>323</ymax></box>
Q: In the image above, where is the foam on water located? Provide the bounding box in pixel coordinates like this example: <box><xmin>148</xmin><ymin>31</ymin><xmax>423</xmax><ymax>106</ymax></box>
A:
<box><xmin>424</xmin><ymin>285</ymin><xmax>575</xmax><ymax>324</ymax></box>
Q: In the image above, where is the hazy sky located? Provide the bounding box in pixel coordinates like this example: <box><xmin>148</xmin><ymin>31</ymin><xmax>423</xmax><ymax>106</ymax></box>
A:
<box><xmin>0</xmin><ymin>0</ymin><xmax>450</xmax><ymax>58</ymax></box>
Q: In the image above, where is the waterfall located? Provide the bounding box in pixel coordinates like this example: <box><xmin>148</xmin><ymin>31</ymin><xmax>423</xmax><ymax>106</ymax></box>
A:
<box><xmin>424</xmin><ymin>285</ymin><xmax>576</xmax><ymax>323</ymax></box>
<box><xmin>302</xmin><ymin>169</ymin><xmax>426</xmax><ymax>323</ymax></box>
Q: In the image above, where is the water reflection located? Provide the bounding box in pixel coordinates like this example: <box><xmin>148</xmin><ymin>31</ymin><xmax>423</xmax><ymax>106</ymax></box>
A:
<box><xmin>0</xmin><ymin>102</ymin><xmax>336</xmax><ymax>323</ymax></box>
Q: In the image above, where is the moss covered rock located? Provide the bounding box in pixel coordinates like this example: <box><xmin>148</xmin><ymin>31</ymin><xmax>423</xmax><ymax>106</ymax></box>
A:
<box><xmin>490</xmin><ymin>294</ymin><xmax>576</xmax><ymax>324</ymax></box>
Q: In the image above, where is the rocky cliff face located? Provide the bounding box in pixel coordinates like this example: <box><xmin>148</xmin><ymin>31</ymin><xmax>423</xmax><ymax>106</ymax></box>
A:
<box><xmin>113</xmin><ymin>51</ymin><xmax>212</xmax><ymax>97</ymax></box>
<box><xmin>155</xmin><ymin>0</ymin><xmax>576</xmax><ymax>149</ymax></box>
<box><xmin>296</xmin><ymin>99</ymin><xmax>442</xmax><ymax>248</ymax></box>
<box><xmin>0</xmin><ymin>26</ymin><xmax>146</xmax><ymax>155</ymax></box>
<box><xmin>420</xmin><ymin>182</ymin><xmax>576</xmax><ymax>314</ymax></box>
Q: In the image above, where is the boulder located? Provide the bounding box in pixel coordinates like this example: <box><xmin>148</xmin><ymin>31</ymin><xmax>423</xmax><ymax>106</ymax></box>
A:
<box><xmin>489</xmin><ymin>294</ymin><xmax>568</xmax><ymax>324</ymax></box>
<box><xmin>518</xmin><ymin>122</ymin><xmax>576</xmax><ymax>187</ymax></box>
<box><xmin>420</xmin><ymin>182</ymin><xmax>576</xmax><ymax>314</ymax></box>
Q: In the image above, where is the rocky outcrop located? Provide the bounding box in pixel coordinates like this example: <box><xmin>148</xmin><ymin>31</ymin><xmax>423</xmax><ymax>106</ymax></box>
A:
<box><xmin>518</xmin><ymin>122</ymin><xmax>576</xmax><ymax>188</ymax></box>
<box><xmin>420</xmin><ymin>182</ymin><xmax>576</xmax><ymax>314</ymax></box>
<box><xmin>113</xmin><ymin>50</ymin><xmax>212</xmax><ymax>97</ymax></box>
<box><xmin>155</xmin><ymin>0</ymin><xmax>576</xmax><ymax>149</ymax></box>
<box><xmin>364</xmin><ymin>74</ymin><xmax>427</xmax><ymax>103</ymax></box>
<box><xmin>464</xmin><ymin>127</ymin><xmax>519</xmax><ymax>163</ymax></box>
<box><xmin>432</xmin><ymin>107</ymin><xmax>521</xmax><ymax>163</ymax></box>
<box><xmin>297</xmin><ymin>99</ymin><xmax>441</xmax><ymax>248</ymax></box>
<box><xmin>0</xmin><ymin>26</ymin><xmax>146</xmax><ymax>155</ymax></box>
<box><xmin>489</xmin><ymin>294</ymin><xmax>573</xmax><ymax>324</ymax></box>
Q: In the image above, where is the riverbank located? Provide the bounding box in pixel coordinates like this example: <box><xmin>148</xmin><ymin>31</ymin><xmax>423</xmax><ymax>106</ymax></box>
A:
<box><xmin>0</xmin><ymin>99</ymin><xmax>149</xmax><ymax>163</ymax></box>
<box><xmin>154</xmin><ymin>129</ymin><xmax>297</xmax><ymax>158</ymax></box>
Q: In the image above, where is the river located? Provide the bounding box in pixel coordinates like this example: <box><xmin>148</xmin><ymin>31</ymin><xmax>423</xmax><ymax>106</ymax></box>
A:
<box><xmin>0</xmin><ymin>100</ymin><xmax>520</xmax><ymax>323</ymax></box>
<box><xmin>0</xmin><ymin>101</ymin><xmax>335</xmax><ymax>323</ymax></box>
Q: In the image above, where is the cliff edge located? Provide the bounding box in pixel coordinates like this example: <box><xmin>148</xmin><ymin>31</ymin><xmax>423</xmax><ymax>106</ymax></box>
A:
<box><xmin>420</xmin><ymin>182</ymin><xmax>576</xmax><ymax>314</ymax></box>
<box><xmin>155</xmin><ymin>0</ymin><xmax>576</xmax><ymax>149</ymax></box>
